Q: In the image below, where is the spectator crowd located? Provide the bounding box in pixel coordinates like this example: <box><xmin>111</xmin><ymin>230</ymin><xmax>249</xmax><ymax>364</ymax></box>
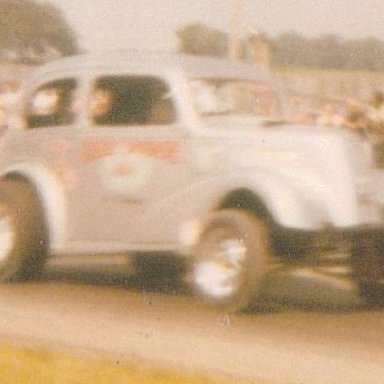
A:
<box><xmin>0</xmin><ymin>81</ymin><xmax>18</xmax><ymax>131</ymax></box>
<box><xmin>294</xmin><ymin>90</ymin><xmax>384</xmax><ymax>138</ymax></box>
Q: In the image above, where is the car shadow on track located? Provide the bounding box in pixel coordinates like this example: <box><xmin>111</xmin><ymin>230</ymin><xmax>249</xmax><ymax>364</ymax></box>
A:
<box><xmin>42</xmin><ymin>254</ymin><xmax>188</xmax><ymax>297</ymax></box>
<box><xmin>39</xmin><ymin>258</ymin><xmax>384</xmax><ymax>315</ymax></box>
<box><xmin>253</xmin><ymin>267</ymin><xmax>381</xmax><ymax>315</ymax></box>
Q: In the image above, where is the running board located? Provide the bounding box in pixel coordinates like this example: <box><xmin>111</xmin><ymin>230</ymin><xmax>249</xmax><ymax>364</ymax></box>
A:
<box><xmin>46</xmin><ymin>253</ymin><xmax>136</xmax><ymax>272</ymax></box>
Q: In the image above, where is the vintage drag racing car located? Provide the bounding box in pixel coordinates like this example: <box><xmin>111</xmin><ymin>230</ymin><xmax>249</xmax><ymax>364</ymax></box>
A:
<box><xmin>0</xmin><ymin>51</ymin><xmax>383</xmax><ymax>312</ymax></box>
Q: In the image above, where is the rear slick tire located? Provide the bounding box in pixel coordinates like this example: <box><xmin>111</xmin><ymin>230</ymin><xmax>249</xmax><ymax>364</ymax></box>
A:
<box><xmin>0</xmin><ymin>179</ymin><xmax>48</xmax><ymax>282</ymax></box>
<box><xmin>190</xmin><ymin>209</ymin><xmax>269</xmax><ymax>313</ymax></box>
<box><xmin>351</xmin><ymin>234</ymin><xmax>384</xmax><ymax>306</ymax></box>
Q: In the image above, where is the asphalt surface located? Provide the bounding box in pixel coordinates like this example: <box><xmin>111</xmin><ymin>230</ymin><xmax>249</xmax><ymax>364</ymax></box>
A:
<box><xmin>0</xmin><ymin>259</ymin><xmax>383</xmax><ymax>384</ymax></box>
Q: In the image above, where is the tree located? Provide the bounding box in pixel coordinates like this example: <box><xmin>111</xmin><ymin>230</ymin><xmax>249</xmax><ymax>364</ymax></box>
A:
<box><xmin>271</xmin><ymin>31</ymin><xmax>308</xmax><ymax>68</ymax></box>
<box><xmin>0</xmin><ymin>0</ymin><xmax>79</xmax><ymax>63</ymax></box>
<box><xmin>344</xmin><ymin>37</ymin><xmax>384</xmax><ymax>71</ymax></box>
<box><xmin>176</xmin><ymin>22</ymin><xmax>384</xmax><ymax>71</ymax></box>
<box><xmin>272</xmin><ymin>32</ymin><xmax>384</xmax><ymax>71</ymax></box>
<box><xmin>176</xmin><ymin>23</ymin><xmax>227</xmax><ymax>57</ymax></box>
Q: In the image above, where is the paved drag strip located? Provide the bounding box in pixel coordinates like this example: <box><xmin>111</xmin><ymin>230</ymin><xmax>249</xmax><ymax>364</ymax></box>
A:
<box><xmin>0</xmin><ymin>278</ymin><xmax>382</xmax><ymax>384</ymax></box>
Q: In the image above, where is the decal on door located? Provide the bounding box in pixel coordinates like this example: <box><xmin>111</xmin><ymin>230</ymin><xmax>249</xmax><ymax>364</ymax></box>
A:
<box><xmin>99</xmin><ymin>147</ymin><xmax>153</xmax><ymax>195</ymax></box>
<box><xmin>82</xmin><ymin>139</ymin><xmax>182</xmax><ymax>195</ymax></box>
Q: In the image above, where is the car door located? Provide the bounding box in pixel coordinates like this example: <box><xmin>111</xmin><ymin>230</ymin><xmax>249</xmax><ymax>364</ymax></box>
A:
<box><xmin>77</xmin><ymin>74</ymin><xmax>191</xmax><ymax>247</ymax></box>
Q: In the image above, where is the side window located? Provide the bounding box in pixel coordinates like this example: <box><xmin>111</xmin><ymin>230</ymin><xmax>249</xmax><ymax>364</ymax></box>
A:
<box><xmin>90</xmin><ymin>76</ymin><xmax>176</xmax><ymax>126</ymax></box>
<box><xmin>25</xmin><ymin>79</ymin><xmax>77</xmax><ymax>129</ymax></box>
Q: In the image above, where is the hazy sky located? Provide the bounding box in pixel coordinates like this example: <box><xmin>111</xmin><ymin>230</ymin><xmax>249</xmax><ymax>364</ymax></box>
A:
<box><xmin>46</xmin><ymin>0</ymin><xmax>384</xmax><ymax>52</ymax></box>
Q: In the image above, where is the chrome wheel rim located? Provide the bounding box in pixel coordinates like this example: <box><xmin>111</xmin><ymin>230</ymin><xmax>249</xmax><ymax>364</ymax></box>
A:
<box><xmin>0</xmin><ymin>207</ymin><xmax>15</xmax><ymax>264</ymax></box>
<box><xmin>194</xmin><ymin>234</ymin><xmax>247</xmax><ymax>300</ymax></box>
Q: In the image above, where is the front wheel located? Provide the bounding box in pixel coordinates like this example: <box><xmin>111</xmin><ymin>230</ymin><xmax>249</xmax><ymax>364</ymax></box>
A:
<box><xmin>0</xmin><ymin>179</ymin><xmax>48</xmax><ymax>281</ymax></box>
<box><xmin>189</xmin><ymin>210</ymin><xmax>270</xmax><ymax>313</ymax></box>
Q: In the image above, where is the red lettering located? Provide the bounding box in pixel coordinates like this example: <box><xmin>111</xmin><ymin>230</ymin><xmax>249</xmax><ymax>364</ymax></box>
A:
<box><xmin>82</xmin><ymin>139</ymin><xmax>182</xmax><ymax>164</ymax></box>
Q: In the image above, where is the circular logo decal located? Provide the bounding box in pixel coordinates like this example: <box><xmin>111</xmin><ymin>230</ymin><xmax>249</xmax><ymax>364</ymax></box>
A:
<box><xmin>100</xmin><ymin>150</ymin><xmax>153</xmax><ymax>195</ymax></box>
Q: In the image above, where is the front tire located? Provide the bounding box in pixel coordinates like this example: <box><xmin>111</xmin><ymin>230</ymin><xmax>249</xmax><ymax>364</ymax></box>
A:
<box><xmin>190</xmin><ymin>210</ymin><xmax>269</xmax><ymax>312</ymax></box>
<box><xmin>0</xmin><ymin>179</ymin><xmax>48</xmax><ymax>281</ymax></box>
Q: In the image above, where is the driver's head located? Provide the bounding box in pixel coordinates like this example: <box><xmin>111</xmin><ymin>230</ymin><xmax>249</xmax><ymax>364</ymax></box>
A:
<box><xmin>91</xmin><ymin>87</ymin><xmax>114</xmax><ymax>118</ymax></box>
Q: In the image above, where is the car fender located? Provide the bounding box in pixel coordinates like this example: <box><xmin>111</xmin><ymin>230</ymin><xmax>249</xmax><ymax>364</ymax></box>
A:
<box><xmin>149</xmin><ymin>168</ymin><xmax>331</xmax><ymax>247</ymax></box>
<box><xmin>0</xmin><ymin>162</ymin><xmax>66</xmax><ymax>248</ymax></box>
<box><xmin>207</xmin><ymin>169</ymin><xmax>330</xmax><ymax>230</ymax></box>
<box><xmin>173</xmin><ymin>168</ymin><xmax>331</xmax><ymax>248</ymax></box>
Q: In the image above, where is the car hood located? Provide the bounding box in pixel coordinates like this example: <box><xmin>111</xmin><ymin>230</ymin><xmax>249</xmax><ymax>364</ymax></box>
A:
<box><xmin>197</xmin><ymin>117</ymin><xmax>373</xmax><ymax>200</ymax></box>
<box><xmin>195</xmin><ymin>117</ymin><xmax>376</xmax><ymax>227</ymax></box>
<box><xmin>199</xmin><ymin>117</ymin><xmax>360</xmax><ymax>151</ymax></box>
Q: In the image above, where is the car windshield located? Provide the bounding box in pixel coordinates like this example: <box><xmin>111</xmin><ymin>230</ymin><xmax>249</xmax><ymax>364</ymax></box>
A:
<box><xmin>190</xmin><ymin>78</ymin><xmax>282</xmax><ymax>120</ymax></box>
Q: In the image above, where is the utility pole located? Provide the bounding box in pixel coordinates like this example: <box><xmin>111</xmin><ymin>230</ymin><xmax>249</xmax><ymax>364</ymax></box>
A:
<box><xmin>228</xmin><ymin>0</ymin><xmax>243</xmax><ymax>62</ymax></box>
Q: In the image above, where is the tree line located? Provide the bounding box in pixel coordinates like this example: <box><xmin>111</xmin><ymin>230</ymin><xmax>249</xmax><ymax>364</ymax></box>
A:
<box><xmin>0</xmin><ymin>0</ymin><xmax>78</xmax><ymax>63</ymax></box>
<box><xmin>177</xmin><ymin>23</ymin><xmax>384</xmax><ymax>71</ymax></box>
<box><xmin>1</xmin><ymin>1</ymin><xmax>383</xmax><ymax>72</ymax></box>
<box><xmin>272</xmin><ymin>32</ymin><xmax>384</xmax><ymax>71</ymax></box>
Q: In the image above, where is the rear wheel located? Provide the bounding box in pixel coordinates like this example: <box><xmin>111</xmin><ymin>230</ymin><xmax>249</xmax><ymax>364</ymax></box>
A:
<box><xmin>190</xmin><ymin>209</ymin><xmax>269</xmax><ymax>312</ymax></box>
<box><xmin>0</xmin><ymin>179</ymin><xmax>48</xmax><ymax>281</ymax></box>
<box><xmin>351</xmin><ymin>234</ymin><xmax>384</xmax><ymax>305</ymax></box>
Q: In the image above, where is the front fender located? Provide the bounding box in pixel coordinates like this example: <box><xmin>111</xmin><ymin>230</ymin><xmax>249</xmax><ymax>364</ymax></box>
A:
<box><xmin>149</xmin><ymin>168</ymin><xmax>332</xmax><ymax>247</ymax></box>
<box><xmin>208</xmin><ymin>169</ymin><xmax>330</xmax><ymax>230</ymax></box>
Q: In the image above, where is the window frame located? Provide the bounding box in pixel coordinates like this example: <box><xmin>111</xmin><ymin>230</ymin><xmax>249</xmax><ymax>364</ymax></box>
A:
<box><xmin>88</xmin><ymin>75</ymin><xmax>178</xmax><ymax>127</ymax></box>
<box><xmin>23</xmin><ymin>77</ymin><xmax>78</xmax><ymax>130</ymax></box>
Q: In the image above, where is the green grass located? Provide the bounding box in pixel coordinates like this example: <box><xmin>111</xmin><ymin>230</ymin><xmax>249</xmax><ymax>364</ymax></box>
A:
<box><xmin>0</xmin><ymin>343</ymin><xmax>261</xmax><ymax>384</ymax></box>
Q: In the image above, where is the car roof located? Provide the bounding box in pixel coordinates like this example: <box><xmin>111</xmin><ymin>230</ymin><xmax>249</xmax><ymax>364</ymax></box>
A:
<box><xmin>29</xmin><ymin>50</ymin><xmax>277</xmax><ymax>84</ymax></box>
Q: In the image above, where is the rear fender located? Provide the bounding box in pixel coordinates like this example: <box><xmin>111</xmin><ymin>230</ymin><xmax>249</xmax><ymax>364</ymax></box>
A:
<box><xmin>1</xmin><ymin>163</ymin><xmax>66</xmax><ymax>249</ymax></box>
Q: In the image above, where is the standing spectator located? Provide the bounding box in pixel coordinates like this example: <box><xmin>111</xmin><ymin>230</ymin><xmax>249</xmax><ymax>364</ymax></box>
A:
<box><xmin>0</xmin><ymin>105</ymin><xmax>6</xmax><ymax>133</ymax></box>
<box><xmin>0</xmin><ymin>82</ymin><xmax>19</xmax><ymax>133</ymax></box>
<box><xmin>342</xmin><ymin>99</ymin><xmax>368</xmax><ymax>135</ymax></box>
<box><xmin>316</xmin><ymin>104</ymin><xmax>343</xmax><ymax>127</ymax></box>
<box><xmin>0</xmin><ymin>82</ymin><xmax>18</xmax><ymax>114</ymax></box>
<box><xmin>367</xmin><ymin>91</ymin><xmax>384</xmax><ymax>165</ymax></box>
<box><xmin>367</xmin><ymin>91</ymin><xmax>384</xmax><ymax>134</ymax></box>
